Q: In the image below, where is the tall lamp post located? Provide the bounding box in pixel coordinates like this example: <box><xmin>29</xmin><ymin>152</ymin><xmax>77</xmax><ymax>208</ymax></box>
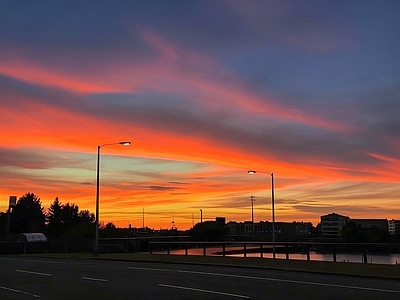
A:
<box><xmin>248</xmin><ymin>170</ymin><xmax>276</xmax><ymax>259</ymax></box>
<box><xmin>94</xmin><ymin>141</ymin><xmax>130</xmax><ymax>256</ymax></box>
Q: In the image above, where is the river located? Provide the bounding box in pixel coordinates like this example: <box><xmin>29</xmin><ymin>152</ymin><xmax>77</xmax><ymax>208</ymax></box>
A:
<box><xmin>162</xmin><ymin>246</ymin><xmax>400</xmax><ymax>265</ymax></box>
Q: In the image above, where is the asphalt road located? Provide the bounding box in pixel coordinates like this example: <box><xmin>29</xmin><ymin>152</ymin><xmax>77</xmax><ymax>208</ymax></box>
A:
<box><xmin>1</xmin><ymin>256</ymin><xmax>399</xmax><ymax>300</ymax></box>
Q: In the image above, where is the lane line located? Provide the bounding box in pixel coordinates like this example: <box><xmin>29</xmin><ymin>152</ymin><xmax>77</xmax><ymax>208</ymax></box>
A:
<box><xmin>82</xmin><ymin>276</ymin><xmax>108</xmax><ymax>282</ymax></box>
<box><xmin>159</xmin><ymin>283</ymin><xmax>249</xmax><ymax>299</ymax></box>
<box><xmin>0</xmin><ymin>285</ymin><xmax>41</xmax><ymax>298</ymax></box>
<box><xmin>128</xmin><ymin>266</ymin><xmax>400</xmax><ymax>294</ymax></box>
<box><xmin>128</xmin><ymin>266</ymin><xmax>170</xmax><ymax>272</ymax></box>
<box><xmin>16</xmin><ymin>269</ymin><xmax>52</xmax><ymax>277</ymax></box>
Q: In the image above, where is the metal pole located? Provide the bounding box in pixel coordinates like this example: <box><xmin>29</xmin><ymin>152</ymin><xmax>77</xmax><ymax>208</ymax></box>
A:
<box><xmin>6</xmin><ymin>196</ymin><xmax>17</xmax><ymax>240</ymax></box>
<box><xmin>93</xmin><ymin>141</ymin><xmax>130</xmax><ymax>256</ymax></box>
<box><xmin>6</xmin><ymin>207</ymin><xmax>11</xmax><ymax>237</ymax></box>
<box><xmin>251</xmin><ymin>194</ymin><xmax>255</xmax><ymax>235</ymax></box>
<box><xmin>247</xmin><ymin>170</ymin><xmax>276</xmax><ymax>258</ymax></box>
<box><xmin>94</xmin><ymin>145</ymin><xmax>100</xmax><ymax>256</ymax></box>
<box><xmin>271</xmin><ymin>173</ymin><xmax>276</xmax><ymax>259</ymax></box>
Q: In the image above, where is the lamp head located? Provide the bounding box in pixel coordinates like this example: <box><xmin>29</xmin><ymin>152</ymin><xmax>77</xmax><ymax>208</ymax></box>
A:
<box><xmin>120</xmin><ymin>141</ymin><xmax>131</xmax><ymax>146</ymax></box>
<box><xmin>248</xmin><ymin>170</ymin><xmax>257</xmax><ymax>174</ymax></box>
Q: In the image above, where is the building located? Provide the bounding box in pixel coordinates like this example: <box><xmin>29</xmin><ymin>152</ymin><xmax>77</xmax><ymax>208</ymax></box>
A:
<box><xmin>215</xmin><ymin>217</ymin><xmax>226</xmax><ymax>225</ymax></box>
<box><xmin>320</xmin><ymin>213</ymin><xmax>350</xmax><ymax>237</ymax></box>
<box><xmin>226</xmin><ymin>221</ymin><xmax>257</xmax><ymax>235</ymax></box>
<box><xmin>226</xmin><ymin>221</ymin><xmax>241</xmax><ymax>235</ymax></box>
<box><xmin>352</xmin><ymin>219</ymin><xmax>389</xmax><ymax>233</ymax></box>
<box><xmin>294</xmin><ymin>221</ymin><xmax>313</xmax><ymax>236</ymax></box>
<box><xmin>388</xmin><ymin>219</ymin><xmax>400</xmax><ymax>235</ymax></box>
<box><xmin>226</xmin><ymin>220</ymin><xmax>312</xmax><ymax>236</ymax></box>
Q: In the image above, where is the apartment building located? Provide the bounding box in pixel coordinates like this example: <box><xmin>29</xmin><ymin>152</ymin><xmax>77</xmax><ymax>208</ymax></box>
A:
<box><xmin>388</xmin><ymin>219</ymin><xmax>400</xmax><ymax>235</ymax></box>
<box><xmin>320</xmin><ymin>213</ymin><xmax>350</xmax><ymax>237</ymax></box>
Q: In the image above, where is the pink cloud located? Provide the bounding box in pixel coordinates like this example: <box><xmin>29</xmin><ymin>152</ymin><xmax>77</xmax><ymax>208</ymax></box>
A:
<box><xmin>138</xmin><ymin>29</ymin><xmax>349</xmax><ymax>131</ymax></box>
<box><xmin>1</xmin><ymin>33</ymin><xmax>350</xmax><ymax>133</ymax></box>
<box><xmin>0</xmin><ymin>58</ymin><xmax>124</xmax><ymax>94</ymax></box>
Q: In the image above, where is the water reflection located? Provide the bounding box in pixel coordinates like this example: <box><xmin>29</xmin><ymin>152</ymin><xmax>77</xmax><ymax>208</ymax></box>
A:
<box><xmin>161</xmin><ymin>246</ymin><xmax>400</xmax><ymax>265</ymax></box>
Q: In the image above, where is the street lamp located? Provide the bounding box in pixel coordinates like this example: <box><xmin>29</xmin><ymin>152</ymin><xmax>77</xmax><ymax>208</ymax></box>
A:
<box><xmin>94</xmin><ymin>141</ymin><xmax>130</xmax><ymax>256</ymax></box>
<box><xmin>248</xmin><ymin>170</ymin><xmax>276</xmax><ymax>259</ymax></box>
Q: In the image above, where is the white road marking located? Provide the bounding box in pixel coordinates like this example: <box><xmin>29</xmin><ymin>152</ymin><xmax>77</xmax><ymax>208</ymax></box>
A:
<box><xmin>159</xmin><ymin>283</ymin><xmax>250</xmax><ymax>299</ymax></box>
<box><xmin>1</xmin><ymin>257</ymin><xmax>65</xmax><ymax>264</ymax></box>
<box><xmin>128</xmin><ymin>266</ymin><xmax>171</xmax><ymax>272</ymax></box>
<box><xmin>128</xmin><ymin>266</ymin><xmax>400</xmax><ymax>294</ymax></box>
<box><xmin>0</xmin><ymin>285</ymin><xmax>41</xmax><ymax>298</ymax></box>
<box><xmin>16</xmin><ymin>269</ymin><xmax>52</xmax><ymax>277</ymax></box>
<box><xmin>82</xmin><ymin>276</ymin><xmax>108</xmax><ymax>282</ymax></box>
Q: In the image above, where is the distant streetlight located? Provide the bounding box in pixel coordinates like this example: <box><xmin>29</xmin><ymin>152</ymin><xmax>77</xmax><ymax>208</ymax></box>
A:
<box><xmin>250</xmin><ymin>194</ymin><xmax>255</xmax><ymax>235</ymax></box>
<box><xmin>94</xmin><ymin>141</ymin><xmax>130</xmax><ymax>256</ymax></box>
<box><xmin>248</xmin><ymin>170</ymin><xmax>276</xmax><ymax>259</ymax></box>
<box><xmin>142</xmin><ymin>207</ymin><xmax>145</xmax><ymax>229</ymax></box>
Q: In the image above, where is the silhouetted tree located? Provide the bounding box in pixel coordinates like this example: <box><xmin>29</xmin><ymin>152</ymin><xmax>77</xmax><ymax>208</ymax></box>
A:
<box><xmin>46</xmin><ymin>198</ymin><xmax>95</xmax><ymax>238</ymax></box>
<box><xmin>190</xmin><ymin>221</ymin><xmax>226</xmax><ymax>241</ymax></box>
<box><xmin>99</xmin><ymin>222</ymin><xmax>120</xmax><ymax>238</ymax></box>
<box><xmin>341</xmin><ymin>221</ymin><xmax>363</xmax><ymax>242</ymax></box>
<box><xmin>78</xmin><ymin>210</ymin><xmax>95</xmax><ymax>225</ymax></box>
<box><xmin>364</xmin><ymin>226</ymin><xmax>390</xmax><ymax>243</ymax></box>
<box><xmin>47</xmin><ymin>197</ymin><xmax>63</xmax><ymax>237</ymax></box>
<box><xmin>61</xmin><ymin>202</ymin><xmax>79</xmax><ymax>229</ymax></box>
<box><xmin>395</xmin><ymin>231</ymin><xmax>400</xmax><ymax>243</ymax></box>
<box><xmin>0</xmin><ymin>212</ymin><xmax>8</xmax><ymax>235</ymax></box>
<box><xmin>10</xmin><ymin>193</ymin><xmax>45</xmax><ymax>233</ymax></box>
<box><xmin>310</xmin><ymin>223</ymin><xmax>321</xmax><ymax>238</ymax></box>
<box><xmin>74</xmin><ymin>210</ymin><xmax>95</xmax><ymax>238</ymax></box>
<box><xmin>103</xmin><ymin>222</ymin><xmax>117</xmax><ymax>229</ymax></box>
<box><xmin>341</xmin><ymin>221</ymin><xmax>391</xmax><ymax>243</ymax></box>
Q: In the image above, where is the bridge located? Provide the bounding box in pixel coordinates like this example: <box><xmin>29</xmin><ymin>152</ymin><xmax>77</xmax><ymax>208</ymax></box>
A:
<box><xmin>1</xmin><ymin>252</ymin><xmax>399</xmax><ymax>299</ymax></box>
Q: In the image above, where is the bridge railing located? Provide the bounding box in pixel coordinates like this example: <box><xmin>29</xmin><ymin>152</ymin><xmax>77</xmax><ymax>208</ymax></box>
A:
<box><xmin>148</xmin><ymin>241</ymin><xmax>400</xmax><ymax>264</ymax></box>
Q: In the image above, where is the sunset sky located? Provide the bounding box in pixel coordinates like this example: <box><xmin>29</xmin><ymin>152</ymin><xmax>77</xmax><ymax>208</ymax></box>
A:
<box><xmin>1</xmin><ymin>1</ymin><xmax>399</xmax><ymax>229</ymax></box>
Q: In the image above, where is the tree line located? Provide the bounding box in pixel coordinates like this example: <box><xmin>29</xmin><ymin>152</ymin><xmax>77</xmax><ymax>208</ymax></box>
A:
<box><xmin>1</xmin><ymin>193</ymin><xmax>398</xmax><ymax>243</ymax></box>
<box><xmin>341</xmin><ymin>220</ymin><xmax>394</xmax><ymax>243</ymax></box>
<box><xmin>0</xmin><ymin>192</ymin><xmax>95</xmax><ymax>239</ymax></box>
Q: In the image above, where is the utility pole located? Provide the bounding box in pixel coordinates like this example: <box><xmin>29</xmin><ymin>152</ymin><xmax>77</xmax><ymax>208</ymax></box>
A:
<box><xmin>172</xmin><ymin>213</ymin><xmax>176</xmax><ymax>229</ymax></box>
<box><xmin>250</xmin><ymin>194</ymin><xmax>255</xmax><ymax>234</ymax></box>
<box><xmin>142</xmin><ymin>207</ymin><xmax>145</xmax><ymax>228</ymax></box>
<box><xmin>6</xmin><ymin>196</ymin><xmax>17</xmax><ymax>239</ymax></box>
<box><xmin>200</xmin><ymin>209</ymin><xmax>203</xmax><ymax>223</ymax></box>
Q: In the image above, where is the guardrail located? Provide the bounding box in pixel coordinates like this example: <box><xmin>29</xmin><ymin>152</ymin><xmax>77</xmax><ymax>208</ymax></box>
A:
<box><xmin>148</xmin><ymin>241</ymin><xmax>400</xmax><ymax>264</ymax></box>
